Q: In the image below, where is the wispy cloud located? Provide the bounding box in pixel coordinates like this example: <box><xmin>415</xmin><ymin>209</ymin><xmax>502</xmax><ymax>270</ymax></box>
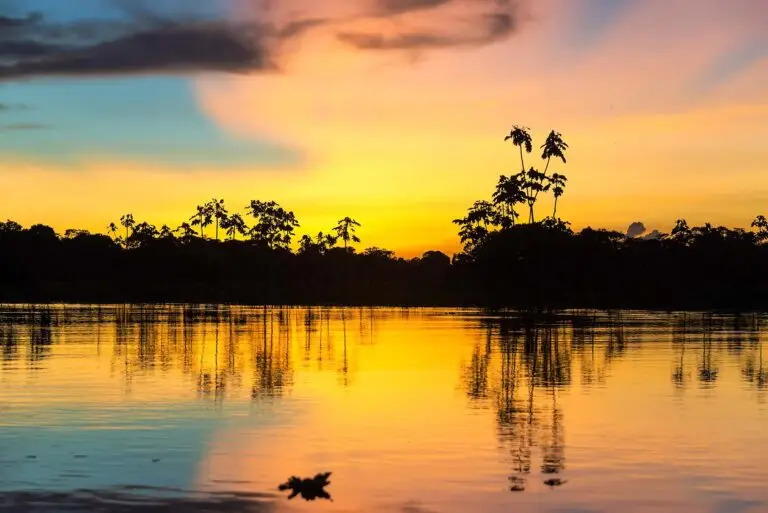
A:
<box><xmin>0</xmin><ymin>122</ymin><xmax>47</xmax><ymax>131</ymax></box>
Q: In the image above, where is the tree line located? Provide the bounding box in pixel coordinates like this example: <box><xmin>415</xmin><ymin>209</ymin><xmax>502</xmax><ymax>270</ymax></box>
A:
<box><xmin>2</xmin><ymin>124</ymin><xmax>768</xmax><ymax>308</ymax></box>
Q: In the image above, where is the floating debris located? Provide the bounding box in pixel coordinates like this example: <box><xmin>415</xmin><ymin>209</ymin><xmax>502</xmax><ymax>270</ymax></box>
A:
<box><xmin>278</xmin><ymin>472</ymin><xmax>332</xmax><ymax>501</ymax></box>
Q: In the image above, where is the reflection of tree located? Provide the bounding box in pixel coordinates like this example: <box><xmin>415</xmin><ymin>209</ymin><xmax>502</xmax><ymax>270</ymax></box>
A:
<box><xmin>252</xmin><ymin>307</ymin><xmax>293</xmax><ymax>399</ymax></box>
<box><xmin>463</xmin><ymin>313</ymin><xmax>642</xmax><ymax>493</ymax></box>
<box><xmin>672</xmin><ymin>314</ymin><xmax>689</xmax><ymax>389</ymax></box>
<box><xmin>742</xmin><ymin>339</ymin><xmax>766</xmax><ymax>391</ymax></box>
<box><xmin>29</xmin><ymin>308</ymin><xmax>54</xmax><ymax>365</ymax></box>
<box><xmin>699</xmin><ymin>315</ymin><xmax>719</xmax><ymax>387</ymax></box>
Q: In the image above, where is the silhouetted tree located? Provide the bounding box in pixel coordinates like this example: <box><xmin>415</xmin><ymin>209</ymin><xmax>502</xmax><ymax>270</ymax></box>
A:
<box><xmin>752</xmin><ymin>215</ymin><xmax>768</xmax><ymax>243</ymax></box>
<box><xmin>190</xmin><ymin>204</ymin><xmax>213</xmax><ymax>239</ymax></box>
<box><xmin>493</xmin><ymin>175</ymin><xmax>525</xmax><ymax>227</ymax></box>
<box><xmin>207</xmin><ymin>198</ymin><xmax>228</xmax><ymax>241</ymax></box>
<box><xmin>107</xmin><ymin>222</ymin><xmax>119</xmax><ymax>241</ymax></box>
<box><xmin>119</xmin><ymin>214</ymin><xmax>135</xmax><ymax>244</ymax></box>
<box><xmin>221</xmin><ymin>212</ymin><xmax>248</xmax><ymax>241</ymax></box>
<box><xmin>453</xmin><ymin>200</ymin><xmax>499</xmax><ymax>252</ymax></box>
<box><xmin>505</xmin><ymin>125</ymin><xmax>532</xmax><ymax>172</ymax></box>
<box><xmin>334</xmin><ymin>217</ymin><xmax>361</xmax><ymax>251</ymax></box>
<box><xmin>246</xmin><ymin>200</ymin><xmax>299</xmax><ymax>249</ymax></box>
<box><xmin>175</xmin><ymin>222</ymin><xmax>196</xmax><ymax>244</ymax></box>
<box><xmin>159</xmin><ymin>224</ymin><xmax>174</xmax><ymax>240</ymax></box>
<box><xmin>0</xmin><ymin>220</ymin><xmax>22</xmax><ymax>233</ymax></box>
<box><xmin>550</xmin><ymin>173</ymin><xmax>567</xmax><ymax>218</ymax></box>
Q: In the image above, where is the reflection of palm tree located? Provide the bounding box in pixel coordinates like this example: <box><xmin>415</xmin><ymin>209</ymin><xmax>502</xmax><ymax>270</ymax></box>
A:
<box><xmin>699</xmin><ymin>319</ymin><xmax>718</xmax><ymax>386</ymax></box>
<box><xmin>742</xmin><ymin>339</ymin><xmax>766</xmax><ymax>390</ymax></box>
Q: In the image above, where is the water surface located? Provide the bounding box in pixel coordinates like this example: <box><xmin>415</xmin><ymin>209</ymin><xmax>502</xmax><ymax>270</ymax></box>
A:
<box><xmin>1</xmin><ymin>305</ymin><xmax>766</xmax><ymax>512</ymax></box>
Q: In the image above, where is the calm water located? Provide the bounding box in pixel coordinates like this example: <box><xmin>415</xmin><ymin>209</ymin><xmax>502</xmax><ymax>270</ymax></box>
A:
<box><xmin>1</xmin><ymin>305</ymin><xmax>767</xmax><ymax>513</ymax></box>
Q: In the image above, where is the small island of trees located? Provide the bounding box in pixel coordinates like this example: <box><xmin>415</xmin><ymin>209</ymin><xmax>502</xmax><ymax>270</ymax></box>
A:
<box><xmin>2</xmin><ymin>125</ymin><xmax>767</xmax><ymax>309</ymax></box>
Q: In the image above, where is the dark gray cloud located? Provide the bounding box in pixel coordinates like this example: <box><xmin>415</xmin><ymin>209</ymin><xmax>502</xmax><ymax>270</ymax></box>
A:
<box><xmin>0</xmin><ymin>23</ymin><xmax>274</xmax><ymax>80</ymax></box>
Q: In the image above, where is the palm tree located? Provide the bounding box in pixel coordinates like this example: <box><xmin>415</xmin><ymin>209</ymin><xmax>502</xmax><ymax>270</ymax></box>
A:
<box><xmin>505</xmin><ymin>126</ymin><xmax>533</xmax><ymax>173</ymax></box>
<box><xmin>207</xmin><ymin>198</ymin><xmax>228</xmax><ymax>241</ymax></box>
<box><xmin>190</xmin><ymin>204</ymin><xmax>213</xmax><ymax>238</ymax></box>
<box><xmin>119</xmin><ymin>214</ymin><xmax>135</xmax><ymax>243</ymax></box>
<box><xmin>107</xmin><ymin>222</ymin><xmax>119</xmax><ymax>240</ymax></box>
<box><xmin>222</xmin><ymin>213</ymin><xmax>248</xmax><ymax>240</ymax></box>
<box><xmin>550</xmin><ymin>173</ymin><xmax>568</xmax><ymax>218</ymax></box>
<box><xmin>333</xmin><ymin>217</ymin><xmax>361</xmax><ymax>250</ymax></box>
<box><xmin>540</xmin><ymin>130</ymin><xmax>568</xmax><ymax>175</ymax></box>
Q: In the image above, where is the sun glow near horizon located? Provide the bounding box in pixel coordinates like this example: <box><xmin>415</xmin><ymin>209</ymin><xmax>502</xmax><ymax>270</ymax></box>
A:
<box><xmin>1</xmin><ymin>0</ymin><xmax>767</xmax><ymax>255</ymax></box>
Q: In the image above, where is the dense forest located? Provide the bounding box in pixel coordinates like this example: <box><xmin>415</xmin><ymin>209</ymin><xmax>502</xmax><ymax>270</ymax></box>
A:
<box><xmin>2</xmin><ymin>126</ymin><xmax>767</xmax><ymax>309</ymax></box>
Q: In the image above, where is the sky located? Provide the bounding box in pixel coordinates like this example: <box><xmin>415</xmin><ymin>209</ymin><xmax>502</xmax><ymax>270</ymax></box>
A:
<box><xmin>0</xmin><ymin>0</ymin><xmax>766</xmax><ymax>256</ymax></box>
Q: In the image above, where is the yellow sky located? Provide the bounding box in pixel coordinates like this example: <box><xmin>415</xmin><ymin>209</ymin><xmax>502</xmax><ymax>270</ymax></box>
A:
<box><xmin>1</xmin><ymin>0</ymin><xmax>767</xmax><ymax>256</ymax></box>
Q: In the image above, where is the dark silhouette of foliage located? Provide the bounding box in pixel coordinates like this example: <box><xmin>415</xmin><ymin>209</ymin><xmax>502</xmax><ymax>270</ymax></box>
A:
<box><xmin>334</xmin><ymin>217</ymin><xmax>361</xmax><ymax>250</ymax></box>
<box><xmin>278</xmin><ymin>472</ymin><xmax>332</xmax><ymax>501</ymax></box>
<box><xmin>207</xmin><ymin>198</ymin><xmax>229</xmax><ymax>241</ymax></box>
<box><xmin>245</xmin><ymin>200</ymin><xmax>299</xmax><ymax>249</ymax></box>
<box><xmin>190</xmin><ymin>203</ymin><xmax>213</xmax><ymax>239</ymax></box>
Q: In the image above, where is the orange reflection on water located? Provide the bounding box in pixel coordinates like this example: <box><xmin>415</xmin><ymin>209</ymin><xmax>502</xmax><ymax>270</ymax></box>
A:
<box><xmin>1</xmin><ymin>306</ymin><xmax>767</xmax><ymax>513</ymax></box>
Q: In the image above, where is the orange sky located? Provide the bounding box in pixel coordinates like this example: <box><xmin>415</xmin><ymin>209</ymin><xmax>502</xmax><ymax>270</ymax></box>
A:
<box><xmin>1</xmin><ymin>0</ymin><xmax>766</xmax><ymax>256</ymax></box>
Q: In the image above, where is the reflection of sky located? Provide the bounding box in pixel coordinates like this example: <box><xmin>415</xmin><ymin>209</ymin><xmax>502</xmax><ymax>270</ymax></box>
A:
<box><xmin>1</xmin><ymin>307</ymin><xmax>767</xmax><ymax>512</ymax></box>
<box><xmin>0</xmin><ymin>401</ymin><xmax>305</xmax><ymax>493</ymax></box>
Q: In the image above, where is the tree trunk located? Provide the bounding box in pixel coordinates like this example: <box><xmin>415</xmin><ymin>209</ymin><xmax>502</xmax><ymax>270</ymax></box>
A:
<box><xmin>553</xmin><ymin>198</ymin><xmax>558</xmax><ymax>219</ymax></box>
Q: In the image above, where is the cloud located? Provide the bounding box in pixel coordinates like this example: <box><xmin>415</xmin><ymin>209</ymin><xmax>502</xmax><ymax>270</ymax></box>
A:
<box><xmin>0</xmin><ymin>1</ymin><xmax>523</xmax><ymax>81</ymax></box>
<box><xmin>338</xmin><ymin>0</ymin><xmax>520</xmax><ymax>51</ymax></box>
<box><xmin>0</xmin><ymin>102</ymin><xmax>29</xmax><ymax>111</ymax></box>
<box><xmin>626</xmin><ymin>221</ymin><xmax>646</xmax><ymax>238</ymax></box>
<box><xmin>0</xmin><ymin>17</ymin><xmax>283</xmax><ymax>80</ymax></box>
<box><xmin>374</xmin><ymin>0</ymin><xmax>454</xmax><ymax>16</ymax></box>
<box><xmin>0</xmin><ymin>122</ymin><xmax>47</xmax><ymax>131</ymax></box>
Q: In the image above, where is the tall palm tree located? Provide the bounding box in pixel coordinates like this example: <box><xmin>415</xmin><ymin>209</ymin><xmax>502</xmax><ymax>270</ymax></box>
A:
<box><xmin>550</xmin><ymin>173</ymin><xmax>568</xmax><ymax>218</ymax></box>
<box><xmin>119</xmin><ymin>214</ymin><xmax>135</xmax><ymax>243</ymax></box>
<box><xmin>207</xmin><ymin>198</ymin><xmax>228</xmax><ymax>241</ymax></box>
<box><xmin>540</xmin><ymin>130</ymin><xmax>568</xmax><ymax>175</ymax></box>
<box><xmin>334</xmin><ymin>217</ymin><xmax>361</xmax><ymax>250</ymax></box>
<box><xmin>505</xmin><ymin>126</ymin><xmax>533</xmax><ymax>173</ymax></box>
<box><xmin>190</xmin><ymin>204</ymin><xmax>213</xmax><ymax>238</ymax></box>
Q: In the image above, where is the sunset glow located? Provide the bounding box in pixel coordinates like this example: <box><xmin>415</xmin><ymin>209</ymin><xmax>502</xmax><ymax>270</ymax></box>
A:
<box><xmin>1</xmin><ymin>0</ymin><xmax>766</xmax><ymax>255</ymax></box>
